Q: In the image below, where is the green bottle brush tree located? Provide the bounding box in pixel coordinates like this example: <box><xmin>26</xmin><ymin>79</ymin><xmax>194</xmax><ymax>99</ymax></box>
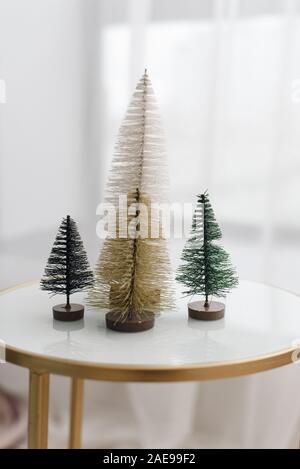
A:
<box><xmin>41</xmin><ymin>215</ymin><xmax>94</xmax><ymax>321</ymax></box>
<box><xmin>176</xmin><ymin>192</ymin><xmax>238</xmax><ymax>320</ymax></box>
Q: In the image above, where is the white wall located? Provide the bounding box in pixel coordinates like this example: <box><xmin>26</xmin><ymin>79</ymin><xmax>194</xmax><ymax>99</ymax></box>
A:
<box><xmin>0</xmin><ymin>0</ymin><xmax>88</xmax><ymax>239</ymax></box>
<box><xmin>1</xmin><ymin>0</ymin><xmax>300</xmax><ymax>293</ymax></box>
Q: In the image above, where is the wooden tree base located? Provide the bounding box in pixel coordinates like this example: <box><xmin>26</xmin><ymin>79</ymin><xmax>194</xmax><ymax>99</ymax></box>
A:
<box><xmin>106</xmin><ymin>312</ymin><xmax>155</xmax><ymax>332</ymax></box>
<box><xmin>53</xmin><ymin>304</ymin><xmax>84</xmax><ymax>322</ymax></box>
<box><xmin>188</xmin><ymin>301</ymin><xmax>225</xmax><ymax>321</ymax></box>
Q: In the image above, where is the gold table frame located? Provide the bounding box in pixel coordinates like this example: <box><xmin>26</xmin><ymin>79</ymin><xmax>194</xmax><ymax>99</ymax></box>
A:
<box><xmin>2</xmin><ymin>282</ymin><xmax>298</xmax><ymax>449</ymax></box>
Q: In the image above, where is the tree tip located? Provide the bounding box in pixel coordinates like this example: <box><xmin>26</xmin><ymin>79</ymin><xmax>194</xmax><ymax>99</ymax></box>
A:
<box><xmin>198</xmin><ymin>190</ymin><xmax>209</xmax><ymax>201</ymax></box>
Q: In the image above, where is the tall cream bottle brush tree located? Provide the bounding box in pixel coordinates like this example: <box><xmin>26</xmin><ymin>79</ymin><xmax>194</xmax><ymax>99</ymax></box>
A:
<box><xmin>87</xmin><ymin>70</ymin><xmax>174</xmax><ymax>332</ymax></box>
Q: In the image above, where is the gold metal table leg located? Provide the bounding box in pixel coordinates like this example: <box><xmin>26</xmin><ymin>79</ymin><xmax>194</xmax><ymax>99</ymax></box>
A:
<box><xmin>28</xmin><ymin>371</ymin><xmax>50</xmax><ymax>449</ymax></box>
<box><xmin>69</xmin><ymin>377</ymin><xmax>84</xmax><ymax>449</ymax></box>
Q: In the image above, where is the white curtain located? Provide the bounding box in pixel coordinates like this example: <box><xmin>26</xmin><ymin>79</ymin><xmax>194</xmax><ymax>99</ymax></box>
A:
<box><xmin>1</xmin><ymin>0</ymin><xmax>300</xmax><ymax>448</ymax></box>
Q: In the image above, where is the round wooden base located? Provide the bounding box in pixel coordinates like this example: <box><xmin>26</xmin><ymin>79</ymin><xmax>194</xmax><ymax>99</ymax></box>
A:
<box><xmin>53</xmin><ymin>304</ymin><xmax>84</xmax><ymax>322</ymax></box>
<box><xmin>106</xmin><ymin>312</ymin><xmax>155</xmax><ymax>332</ymax></box>
<box><xmin>188</xmin><ymin>301</ymin><xmax>225</xmax><ymax>321</ymax></box>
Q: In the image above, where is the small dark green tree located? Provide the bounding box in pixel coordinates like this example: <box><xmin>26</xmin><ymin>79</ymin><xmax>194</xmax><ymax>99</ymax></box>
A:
<box><xmin>41</xmin><ymin>216</ymin><xmax>93</xmax><ymax>318</ymax></box>
<box><xmin>176</xmin><ymin>192</ymin><xmax>238</xmax><ymax>307</ymax></box>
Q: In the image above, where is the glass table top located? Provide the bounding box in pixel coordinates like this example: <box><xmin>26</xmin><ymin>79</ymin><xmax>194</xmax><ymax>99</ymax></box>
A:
<box><xmin>0</xmin><ymin>281</ymin><xmax>300</xmax><ymax>366</ymax></box>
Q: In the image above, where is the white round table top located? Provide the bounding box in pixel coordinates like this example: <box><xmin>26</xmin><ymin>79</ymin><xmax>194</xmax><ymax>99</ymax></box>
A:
<box><xmin>0</xmin><ymin>281</ymin><xmax>300</xmax><ymax>381</ymax></box>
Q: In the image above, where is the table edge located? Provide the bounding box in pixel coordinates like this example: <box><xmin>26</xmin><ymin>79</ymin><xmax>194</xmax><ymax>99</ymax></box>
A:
<box><xmin>2</xmin><ymin>280</ymin><xmax>299</xmax><ymax>381</ymax></box>
<box><xmin>4</xmin><ymin>344</ymin><xmax>297</xmax><ymax>382</ymax></box>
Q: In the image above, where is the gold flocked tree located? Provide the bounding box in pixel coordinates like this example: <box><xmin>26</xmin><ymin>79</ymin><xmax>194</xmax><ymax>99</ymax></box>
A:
<box><xmin>87</xmin><ymin>70</ymin><xmax>174</xmax><ymax>331</ymax></box>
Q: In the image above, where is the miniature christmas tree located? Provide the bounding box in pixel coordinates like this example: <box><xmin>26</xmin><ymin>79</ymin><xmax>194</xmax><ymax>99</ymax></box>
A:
<box><xmin>176</xmin><ymin>192</ymin><xmax>238</xmax><ymax>320</ymax></box>
<box><xmin>41</xmin><ymin>215</ymin><xmax>94</xmax><ymax>321</ymax></box>
<box><xmin>87</xmin><ymin>70</ymin><xmax>174</xmax><ymax>332</ymax></box>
